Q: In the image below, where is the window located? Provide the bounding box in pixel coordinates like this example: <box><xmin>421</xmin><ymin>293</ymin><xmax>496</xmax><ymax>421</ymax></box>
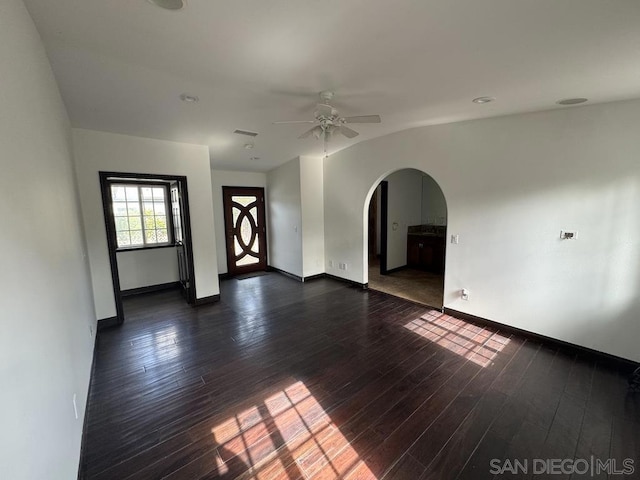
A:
<box><xmin>110</xmin><ymin>183</ymin><xmax>172</xmax><ymax>249</ymax></box>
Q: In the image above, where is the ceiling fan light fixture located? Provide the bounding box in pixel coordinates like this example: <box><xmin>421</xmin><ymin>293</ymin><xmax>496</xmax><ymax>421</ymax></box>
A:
<box><xmin>147</xmin><ymin>0</ymin><xmax>185</xmax><ymax>10</ymax></box>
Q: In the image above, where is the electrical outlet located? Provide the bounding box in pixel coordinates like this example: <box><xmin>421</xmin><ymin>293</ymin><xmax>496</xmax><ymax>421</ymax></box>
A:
<box><xmin>339</xmin><ymin>263</ymin><xmax>347</xmax><ymax>270</ymax></box>
<box><xmin>451</xmin><ymin>234</ymin><xmax>459</xmax><ymax>244</ymax></box>
<box><xmin>72</xmin><ymin>394</ymin><xmax>79</xmax><ymax>420</ymax></box>
<box><xmin>328</xmin><ymin>260</ymin><xmax>333</xmax><ymax>268</ymax></box>
<box><xmin>461</xmin><ymin>288</ymin><xmax>469</xmax><ymax>301</ymax></box>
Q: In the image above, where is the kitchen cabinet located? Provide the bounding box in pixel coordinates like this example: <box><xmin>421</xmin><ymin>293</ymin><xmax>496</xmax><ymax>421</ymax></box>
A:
<box><xmin>407</xmin><ymin>234</ymin><xmax>445</xmax><ymax>273</ymax></box>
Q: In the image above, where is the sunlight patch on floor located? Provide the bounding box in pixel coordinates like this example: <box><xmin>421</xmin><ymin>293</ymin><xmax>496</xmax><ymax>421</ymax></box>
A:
<box><xmin>211</xmin><ymin>381</ymin><xmax>377</xmax><ymax>479</ymax></box>
<box><xmin>139</xmin><ymin>325</ymin><xmax>181</xmax><ymax>366</ymax></box>
<box><xmin>404</xmin><ymin>311</ymin><xmax>509</xmax><ymax>367</ymax></box>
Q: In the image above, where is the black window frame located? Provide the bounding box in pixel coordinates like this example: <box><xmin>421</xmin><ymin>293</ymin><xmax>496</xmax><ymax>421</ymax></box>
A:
<box><xmin>108</xmin><ymin>180</ymin><xmax>176</xmax><ymax>252</ymax></box>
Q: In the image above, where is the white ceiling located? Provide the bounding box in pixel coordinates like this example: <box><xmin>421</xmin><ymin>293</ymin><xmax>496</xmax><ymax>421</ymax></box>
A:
<box><xmin>24</xmin><ymin>0</ymin><xmax>640</xmax><ymax>172</ymax></box>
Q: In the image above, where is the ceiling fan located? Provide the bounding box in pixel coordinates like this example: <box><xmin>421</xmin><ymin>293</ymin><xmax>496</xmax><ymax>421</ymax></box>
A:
<box><xmin>274</xmin><ymin>91</ymin><xmax>381</xmax><ymax>156</ymax></box>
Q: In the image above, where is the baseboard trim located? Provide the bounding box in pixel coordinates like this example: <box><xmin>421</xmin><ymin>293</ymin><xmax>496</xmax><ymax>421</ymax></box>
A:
<box><xmin>267</xmin><ymin>268</ymin><xmax>368</xmax><ymax>289</ymax></box>
<box><xmin>120</xmin><ymin>281</ymin><xmax>180</xmax><ymax>297</ymax></box>
<box><xmin>193</xmin><ymin>294</ymin><xmax>220</xmax><ymax>306</ymax></box>
<box><xmin>77</xmin><ymin>326</ymin><xmax>98</xmax><ymax>479</ymax></box>
<box><xmin>97</xmin><ymin>316</ymin><xmax>119</xmax><ymax>331</ymax></box>
<box><xmin>324</xmin><ymin>273</ymin><xmax>368</xmax><ymax>290</ymax></box>
<box><xmin>443</xmin><ymin>307</ymin><xmax>639</xmax><ymax>370</ymax></box>
<box><xmin>268</xmin><ymin>266</ymin><xmax>303</xmax><ymax>282</ymax></box>
<box><xmin>303</xmin><ymin>273</ymin><xmax>325</xmax><ymax>282</ymax></box>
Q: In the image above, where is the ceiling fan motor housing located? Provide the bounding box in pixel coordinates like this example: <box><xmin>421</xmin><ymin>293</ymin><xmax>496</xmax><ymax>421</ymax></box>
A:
<box><xmin>319</xmin><ymin>90</ymin><xmax>335</xmax><ymax>103</ymax></box>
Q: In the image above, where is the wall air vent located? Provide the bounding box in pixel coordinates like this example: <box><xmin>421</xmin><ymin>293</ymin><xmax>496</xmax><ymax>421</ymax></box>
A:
<box><xmin>233</xmin><ymin>129</ymin><xmax>258</xmax><ymax>137</ymax></box>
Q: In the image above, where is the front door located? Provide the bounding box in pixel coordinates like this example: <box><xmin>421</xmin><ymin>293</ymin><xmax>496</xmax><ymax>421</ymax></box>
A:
<box><xmin>222</xmin><ymin>187</ymin><xmax>267</xmax><ymax>276</ymax></box>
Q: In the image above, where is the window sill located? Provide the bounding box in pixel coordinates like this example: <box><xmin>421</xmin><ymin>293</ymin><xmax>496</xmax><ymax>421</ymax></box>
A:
<box><xmin>116</xmin><ymin>244</ymin><xmax>177</xmax><ymax>253</ymax></box>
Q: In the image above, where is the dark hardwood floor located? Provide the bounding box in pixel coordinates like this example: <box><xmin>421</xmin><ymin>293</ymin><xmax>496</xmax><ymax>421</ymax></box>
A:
<box><xmin>80</xmin><ymin>273</ymin><xmax>640</xmax><ymax>479</ymax></box>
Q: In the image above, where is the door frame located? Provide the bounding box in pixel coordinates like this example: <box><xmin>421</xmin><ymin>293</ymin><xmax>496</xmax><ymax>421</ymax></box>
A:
<box><xmin>99</xmin><ymin>171</ymin><xmax>197</xmax><ymax>325</ymax></box>
<box><xmin>367</xmin><ymin>187</ymin><xmax>378</xmax><ymax>261</ymax></box>
<box><xmin>222</xmin><ymin>186</ymin><xmax>268</xmax><ymax>276</ymax></box>
<box><xmin>379</xmin><ymin>181</ymin><xmax>389</xmax><ymax>275</ymax></box>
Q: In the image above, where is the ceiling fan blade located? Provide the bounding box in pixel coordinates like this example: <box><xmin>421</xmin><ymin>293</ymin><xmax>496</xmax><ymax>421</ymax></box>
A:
<box><xmin>299</xmin><ymin>126</ymin><xmax>323</xmax><ymax>139</ymax></box>
<box><xmin>342</xmin><ymin>115</ymin><xmax>381</xmax><ymax>124</ymax></box>
<box><xmin>315</xmin><ymin>103</ymin><xmax>334</xmax><ymax>117</ymax></box>
<box><xmin>273</xmin><ymin>120</ymin><xmax>317</xmax><ymax>124</ymax></box>
<box><xmin>337</xmin><ymin>125</ymin><xmax>359</xmax><ymax>138</ymax></box>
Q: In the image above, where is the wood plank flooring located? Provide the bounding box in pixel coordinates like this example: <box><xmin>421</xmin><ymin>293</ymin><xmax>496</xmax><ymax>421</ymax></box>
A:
<box><xmin>80</xmin><ymin>273</ymin><xmax>640</xmax><ymax>479</ymax></box>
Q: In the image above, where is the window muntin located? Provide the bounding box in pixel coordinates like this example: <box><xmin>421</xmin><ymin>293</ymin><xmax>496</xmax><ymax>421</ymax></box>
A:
<box><xmin>110</xmin><ymin>183</ymin><xmax>172</xmax><ymax>249</ymax></box>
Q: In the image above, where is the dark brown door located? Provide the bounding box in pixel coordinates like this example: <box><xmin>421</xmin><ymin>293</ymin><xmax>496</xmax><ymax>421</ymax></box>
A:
<box><xmin>222</xmin><ymin>187</ymin><xmax>267</xmax><ymax>276</ymax></box>
<box><xmin>171</xmin><ymin>181</ymin><xmax>193</xmax><ymax>302</ymax></box>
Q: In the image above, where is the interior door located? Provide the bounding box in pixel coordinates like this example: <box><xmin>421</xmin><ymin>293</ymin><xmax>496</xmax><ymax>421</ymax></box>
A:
<box><xmin>170</xmin><ymin>181</ymin><xmax>193</xmax><ymax>302</ymax></box>
<box><xmin>222</xmin><ymin>187</ymin><xmax>267</xmax><ymax>276</ymax></box>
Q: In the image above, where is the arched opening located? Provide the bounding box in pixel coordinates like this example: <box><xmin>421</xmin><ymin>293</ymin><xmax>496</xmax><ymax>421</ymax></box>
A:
<box><xmin>365</xmin><ymin>168</ymin><xmax>447</xmax><ymax>308</ymax></box>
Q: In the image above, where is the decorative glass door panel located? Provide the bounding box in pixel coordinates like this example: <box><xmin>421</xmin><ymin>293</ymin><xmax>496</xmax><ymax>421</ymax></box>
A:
<box><xmin>222</xmin><ymin>187</ymin><xmax>267</xmax><ymax>275</ymax></box>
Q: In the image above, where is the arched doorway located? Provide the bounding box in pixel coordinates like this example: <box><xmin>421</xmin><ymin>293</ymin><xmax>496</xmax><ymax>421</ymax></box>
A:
<box><xmin>365</xmin><ymin>168</ymin><xmax>447</xmax><ymax>308</ymax></box>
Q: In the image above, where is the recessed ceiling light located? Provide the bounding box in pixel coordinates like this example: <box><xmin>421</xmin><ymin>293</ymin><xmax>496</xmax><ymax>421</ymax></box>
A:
<box><xmin>147</xmin><ymin>0</ymin><xmax>185</xmax><ymax>10</ymax></box>
<box><xmin>179</xmin><ymin>93</ymin><xmax>198</xmax><ymax>103</ymax></box>
<box><xmin>472</xmin><ymin>96</ymin><xmax>495</xmax><ymax>104</ymax></box>
<box><xmin>556</xmin><ymin>98</ymin><xmax>588</xmax><ymax>105</ymax></box>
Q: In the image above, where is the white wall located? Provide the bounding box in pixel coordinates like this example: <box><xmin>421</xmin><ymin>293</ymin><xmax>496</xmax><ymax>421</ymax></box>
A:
<box><xmin>421</xmin><ymin>174</ymin><xmax>447</xmax><ymax>225</ymax></box>
<box><xmin>300</xmin><ymin>156</ymin><xmax>325</xmax><ymax>277</ymax></box>
<box><xmin>267</xmin><ymin>158</ymin><xmax>303</xmax><ymax>277</ymax></box>
<box><xmin>73</xmin><ymin>129</ymin><xmax>218</xmax><ymax>319</ymax></box>
<box><xmin>117</xmin><ymin>248</ymin><xmax>179</xmax><ymax>290</ymax></box>
<box><xmin>211</xmin><ymin>170</ymin><xmax>267</xmax><ymax>274</ymax></box>
<box><xmin>266</xmin><ymin>157</ymin><xmax>326</xmax><ymax>279</ymax></box>
<box><xmin>325</xmin><ymin>99</ymin><xmax>640</xmax><ymax>362</ymax></box>
<box><xmin>0</xmin><ymin>1</ymin><xmax>96</xmax><ymax>478</ymax></box>
<box><xmin>383</xmin><ymin>169</ymin><xmax>423</xmax><ymax>270</ymax></box>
